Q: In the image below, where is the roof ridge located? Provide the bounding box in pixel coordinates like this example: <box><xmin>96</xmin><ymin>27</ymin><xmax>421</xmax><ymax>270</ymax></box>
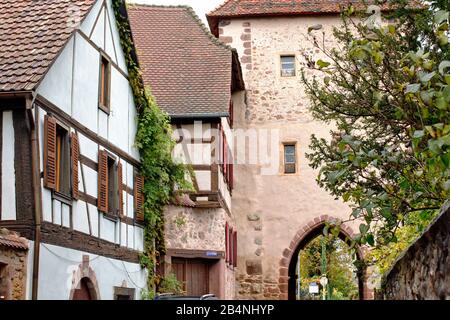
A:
<box><xmin>207</xmin><ymin>0</ymin><xmax>235</xmax><ymax>17</ymax></box>
<box><xmin>127</xmin><ymin>2</ymin><xmax>236</xmax><ymax>53</ymax></box>
<box><xmin>182</xmin><ymin>5</ymin><xmax>236</xmax><ymax>53</ymax></box>
<box><xmin>127</xmin><ymin>3</ymin><xmax>191</xmax><ymax>10</ymax></box>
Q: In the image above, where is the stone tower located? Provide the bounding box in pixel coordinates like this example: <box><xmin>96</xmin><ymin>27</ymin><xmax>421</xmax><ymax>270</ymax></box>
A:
<box><xmin>207</xmin><ymin>0</ymin><xmax>375</xmax><ymax>300</ymax></box>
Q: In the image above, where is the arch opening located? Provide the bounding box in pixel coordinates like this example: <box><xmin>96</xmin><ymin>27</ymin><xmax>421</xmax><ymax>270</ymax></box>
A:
<box><xmin>281</xmin><ymin>217</ymin><xmax>365</xmax><ymax>300</ymax></box>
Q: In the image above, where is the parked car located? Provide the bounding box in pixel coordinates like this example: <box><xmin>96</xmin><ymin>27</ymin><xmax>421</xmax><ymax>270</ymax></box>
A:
<box><xmin>154</xmin><ymin>293</ymin><xmax>218</xmax><ymax>300</ymax></box>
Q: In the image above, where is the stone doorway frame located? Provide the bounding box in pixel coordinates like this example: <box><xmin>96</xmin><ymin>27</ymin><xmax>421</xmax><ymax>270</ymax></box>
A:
<box><xmin>69</xmin><ymin>255</ymin><xmax>101</xmax><ymax>300</ymax></box>
<box><xmin>279</xmin><ymin>215</ymin><xmax>373</xmax><ymax>300</ymax></box>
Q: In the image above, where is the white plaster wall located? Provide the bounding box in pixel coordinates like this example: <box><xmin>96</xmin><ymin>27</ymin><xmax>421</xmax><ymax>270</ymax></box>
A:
<box><xmin>36</xmin><ymin>37</ymin><xmax>74</xmax><ymax>115</ymax></box>
<box><xmin>109</xmin><ymin>68</ymin><xmax>130</xmax><ymax>151</ymax></box>
<box><xmin>72</xmin><ymin>33</ymin><xmax>100</xmax><ymax>133</ymax></box>
<box><xmin>37</xmin><ymin>243</ymin><xmax>147</xmax><ymax>300</ymax></box>
<box><xmin>105</xmin><ymin>0</ymin><xmax>127</xmax><ymax>72</ymax></box>
<box><xmin>1</xmin><ymin>111</ymin><xmax>16</xmax><ymax>220</ymax></box>
<box><xmin>80</xmin><ymin>0</ymin><xmax>103</xmax><ymax>36</ymax></box>
<box><xmin>90</xmin><ymin>5</ymin><xmax>105</xmax><ymax>49</ymax></box>
<box><xmin>25</xmin><ymin>240</ymin><xmax>34</xmax><ymax>300</ymax></box>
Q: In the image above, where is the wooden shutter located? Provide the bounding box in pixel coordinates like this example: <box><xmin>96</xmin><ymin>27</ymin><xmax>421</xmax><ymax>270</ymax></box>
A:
<box><xmin>134</xmin><ymin>174</ymin><xmax>144</xmax><ymax>222</ymax></box>
<box><xmin>223</xmin><ymin>133</ymin><xmax>227</xmax><ymax>178</ymax></box>
<box><xmin>225</xmin><ymin>223</ymin><xmax>229</xmax><ymax>263</ymax></box>
<box><xmin>97</xmin><ymin>150</ymin><xmax>108</xmax><ymax>213</ymax></box>
<box><xmin>229</xmin><ymin>100</ymin><xmax>234</xmax><ymax>128</ymax></box>
<box><xmin>117</xmin><ymin>162</ymin><xmax>124</xmax><ymax>216</ymax></box>
<box><xmin>233</xmin><ymin>231</ymin><xmax>237</xmax><ymax>267</ymax></box>
<box><xmin>43</xmin><ymin>115</ymin><xmax>57</xmax><ymax>189</ymax></box>
<box><xmin>229</xmin><ymin>227</ymin><xmax>234</xmax><ymax>266</ymax></box>
<box><xmin>71</xmin><ymin>133</ymin><xmax>79</xmax><ymax>200</ymax></box>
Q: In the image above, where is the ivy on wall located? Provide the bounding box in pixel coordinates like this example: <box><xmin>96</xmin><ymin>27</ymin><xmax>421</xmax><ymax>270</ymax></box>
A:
<box><xmin>112</xmin><ymin>0</ymin><xmax>192</xmax><ymax>296</ymax></box>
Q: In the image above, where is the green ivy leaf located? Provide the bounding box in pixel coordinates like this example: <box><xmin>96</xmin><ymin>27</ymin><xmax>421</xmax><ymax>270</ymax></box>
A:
<box><xmin>317</xmin><ymin>59</ymin><xmax>331</xmax><ymax>69</ymax></box>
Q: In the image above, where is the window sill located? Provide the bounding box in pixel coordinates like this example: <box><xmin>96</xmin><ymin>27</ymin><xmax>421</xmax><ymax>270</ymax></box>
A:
<box><xmin>103</xmin><ymin>212</ymin><xmax>119</xmax><ymax>222</ymax></box>
<box><xmin>52</xmin><ymin>191</ymin><xmax>73</xmax><ymax>206</ymax></box>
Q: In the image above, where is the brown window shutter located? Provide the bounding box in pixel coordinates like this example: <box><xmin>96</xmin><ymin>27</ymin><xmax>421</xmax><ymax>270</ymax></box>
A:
<box><xmin>229</xmin><ymin>227</ymin><xmax>234</xmax><ymax>266</ymax></box>
<box><xmin>225</xmin><ymin>222</ymin><xmax>229</xmax><ymax>263</ymax></box>
<box><xmin>43</xmin><ymin>115</ymin><xmax>57</xmax><ymax>190</ymax></box>
<box><xmin>134</xmin><ymin>174</ymin><xmax>144</xmax><ymax>222</ymax></box>
<box><xmin>71</xmin><ymin>132</ymin><xmax>79</xmax><ymax>200</ymax></box>
<box><xmin>117</xmin><ymin>162</ymin><xmax>124</xmax><ymax>216</ymax></box>
<box><xmin>97</xmin><ymin>150</ymin><xmax>108</xmax><ymax>213</ymax></box>
<box><xmin>233</xmin><ymin>231</ymin><xmax>237</xmax><ymax>267</ymax></box>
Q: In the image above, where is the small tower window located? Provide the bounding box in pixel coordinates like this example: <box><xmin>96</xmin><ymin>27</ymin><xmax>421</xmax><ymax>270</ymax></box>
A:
<box><xmin>280</xmin><ymin>55</ymin><xmax>296</xmax><ymax>77</ymax></box>
<box><xmin>284</xmin><ymin>144</ymin><xmax>297</xmax><ymax>174</ymax></box>
<box><xmin>99</xmin><ymin>55</ymin><xmax>111</xmax><ymax>112</ymax></box>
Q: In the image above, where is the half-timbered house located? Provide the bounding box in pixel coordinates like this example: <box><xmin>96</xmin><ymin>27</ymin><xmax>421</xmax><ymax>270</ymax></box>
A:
<box><xmin>128</xmin><ymin>5</ymin><xmax>245</xmax><ymax>299</ymax></box>
<box><xmin>0</xmin><ymin>0</ymin><xmax>146</xmax><ymax>300</ymax></box>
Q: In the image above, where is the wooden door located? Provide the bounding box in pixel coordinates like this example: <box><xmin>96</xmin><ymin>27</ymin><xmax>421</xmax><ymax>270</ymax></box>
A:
<box><xmin>172</xmin><ymin>258</ymin><xmax>210</xmax><ymax>296</ymax></box>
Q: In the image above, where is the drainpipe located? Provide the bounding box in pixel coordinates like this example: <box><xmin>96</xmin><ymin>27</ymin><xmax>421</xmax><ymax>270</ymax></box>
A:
<box><xmin>28</xmin><ymin>93</ymin><xmax>42</xmax><ymax>300</ymax></box>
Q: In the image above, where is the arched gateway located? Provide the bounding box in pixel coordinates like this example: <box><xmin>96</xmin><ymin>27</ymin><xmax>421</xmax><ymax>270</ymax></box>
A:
<box><xmin>279</xmin><ymin>215</ymin><xmax>373</xmax><ymax>300</ymax></box>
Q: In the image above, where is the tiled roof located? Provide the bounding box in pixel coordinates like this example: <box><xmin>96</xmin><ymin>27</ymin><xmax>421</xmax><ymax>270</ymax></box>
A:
<box><xmin>0</xmin><ymin>0</ymin><xmax>96</xmax><ymax>92</ymax></box>
<box><xmin>0</xmin><ymin>228</ymin><xmax>28</xmax><ymax>250</ymax></box>
<box><xmin>128</xmin><ymin>5</ymin><xmax>236</xmax><ymax>117</ymax></box>
<box><xmin>207</xmin><ymin>0</ymin><xmax>424</xmax><ymax>34</ymax></box>
<box><xmin>208</xmin><ymin>0</ymin><xmax>418</xmax><ymax>17</ymax></box>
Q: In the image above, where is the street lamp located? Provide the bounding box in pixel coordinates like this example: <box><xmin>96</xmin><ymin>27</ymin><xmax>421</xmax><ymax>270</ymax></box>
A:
<box><xmin>320</xmin><ymin>276</ymin><xmax>328</xmax><ymax>300</ymax></box>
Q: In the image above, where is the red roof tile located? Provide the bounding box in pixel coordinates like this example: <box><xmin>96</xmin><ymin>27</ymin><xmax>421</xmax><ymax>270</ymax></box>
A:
<box><xmin>0</xmin><ymin>228</ymin><xmax>28</xmax><ymax>250</ymax></box>
<box><xmin>128</xmin><ymin>5</ymin><xmax>238</xmax><ymax>117</ymax></box>
<box><xmin>0</xmin><ymin>0</ymin><xmax>96</xmax><ymax>92</ymax></box>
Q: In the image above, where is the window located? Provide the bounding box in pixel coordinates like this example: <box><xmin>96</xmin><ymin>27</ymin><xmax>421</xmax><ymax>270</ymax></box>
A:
<box><xmin>134</xmin><ymin>173</ymin><xmax>145</xmax><ymax>223</ymax></box>
<box><xmin>114</xmin><ymin>287</ymin><xmax>135</xmax><ymax>300</ymax></box>
<box><xmin>55</xmin><ymin>125</ymin><xmax>70</xmax><ymax>195</ymax></box>
<box><xmin>284</xmin><ymin>144</ymin><xmax>297</xmax><ymax>174</ymax></box>
<box><xmin>107</xmin><ymin>156</ymin><xmax>118</xmax><ymax>216</ymax></box>
<box><xmin>220</xmin><ymin>128</ymin><xmax>234</xmax><ymax>191</ymax></box>
<box><xmin>228</xmin><ymin>100</ymin><xmax>234</xmax><ymax>128</ymax></box>
<box><xmin>280</xmin><ymin>55</ymin><xmax>296</xmax><ymax>77</ymax></box>
<box><xmin>97</xmin><ymin>151</ymin><xmax>121</xmax><ymax>217</ymax></box>
<box><xmin>99</xmin><ymin>55</ymin><xmax>111</xmax><ymax>112</ymax></box>
<box><xmin>43</xmin><ymin>115</ymin><xmax>79</xmax><ymax>199</ymax></box>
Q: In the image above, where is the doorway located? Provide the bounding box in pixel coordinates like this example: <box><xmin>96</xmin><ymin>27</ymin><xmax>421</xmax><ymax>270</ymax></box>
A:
<box><xmin>72</xmin><ymin>277</ymin><xmax>97</xmax><ymax>300</ymax></box>
<box><xmin>172</xmin><ymin>258</ymin><xmax>211</xmax><ymax>296</ymax></box>
<box><xmin>0</xmin><ymin>262</ymin><xmax>9</xmax><ymax>300</ymax></box>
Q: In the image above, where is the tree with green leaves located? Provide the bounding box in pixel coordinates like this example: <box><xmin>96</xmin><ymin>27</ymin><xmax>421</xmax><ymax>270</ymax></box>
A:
<box><xmin>302</xmin><ymin>0</ymin><xmax>449</xmax><ymax>252</ymax></box>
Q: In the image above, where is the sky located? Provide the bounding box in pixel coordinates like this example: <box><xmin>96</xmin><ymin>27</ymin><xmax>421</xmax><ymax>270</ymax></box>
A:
<box><xmin>131</xmin><ymin>0</ymin><xmax>225</xmax><ymax>24</ymax></box>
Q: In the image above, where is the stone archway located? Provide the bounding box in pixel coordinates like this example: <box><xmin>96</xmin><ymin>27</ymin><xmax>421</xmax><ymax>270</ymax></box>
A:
<box><xmin>69</xmin><ymin>255</ymin><xmax>101</xmax><ymax>300</ymax></box>
<box><xmin>279</xmin><ymin>215</ymin><xmax>373</xmax><ymax>300</ymax></box>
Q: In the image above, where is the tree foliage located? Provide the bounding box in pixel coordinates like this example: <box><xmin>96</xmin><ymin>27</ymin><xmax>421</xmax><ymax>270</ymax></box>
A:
<box><xmin>302</xmin><ymin>1</ymin><xmax>450</xmax><ymax>248</ymax></box>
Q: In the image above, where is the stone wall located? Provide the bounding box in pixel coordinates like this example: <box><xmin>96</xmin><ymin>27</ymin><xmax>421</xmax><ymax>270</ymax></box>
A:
<box><xmin>0</xmin><ymin>229</ymin><xmax>29</xmax><ymax>300</ymax></box>
<box><xmin>164</xmin><ymin>205</ymin><xmax>228</xmax><ymax>251</ymax></box>
<box><xmin>379</xmin><ymin>203</ymin><xmax>450</xmax><ymax>300</ymax></box>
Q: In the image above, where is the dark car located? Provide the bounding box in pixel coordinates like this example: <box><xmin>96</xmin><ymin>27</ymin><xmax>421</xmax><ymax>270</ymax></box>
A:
<box><xmin>154</xmin><ymin>293</ymin><xmax>218</xmax><ymax>300</ymax></box>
